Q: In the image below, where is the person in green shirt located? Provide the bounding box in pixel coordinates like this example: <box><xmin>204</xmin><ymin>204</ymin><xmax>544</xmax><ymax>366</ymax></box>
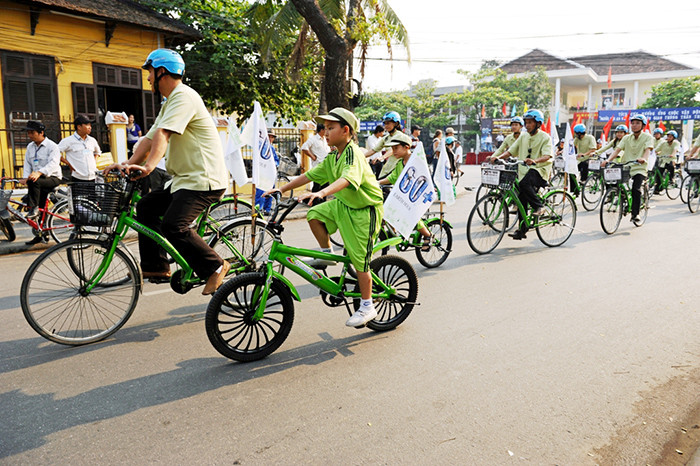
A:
<box><xmin>487</xmin><ymin>109</ymin><xmax>552</xmax><ymax>240</ymax></box>
<box><xmin>653</xmin><ymin>130</ymin><xmax>680</xmax><ymax>193</ymax></box>
<box><xmin>492</xmin><ymin>117</ymin><xmax>524</xmax><ymax>158</ymax></box>
<box><xmin>265</xmin><ymin>107</ymin><xmax>384</xmax><ymax>328</ymax></box>
<box><xmin>602</xmin><ymin>114</ymin><xmax>654</xmax><ymax>223</ymax></box>
<box><xmin>573</xmin><ymin>124</ymin><xmax>597</xmax><ymax>189</ymax></box>
<box><xmin>594</xmin><ymin>124</ymin><xmax>628</xmax><ymax>162</ymax></box>
<box><xmin>378</xmin><ymin>131</ymin><xmax>432</xmax><ymax>250</ymax></box>
<box><xmin>105</xmin><ymin>49</ymin><xmax>230</xmax><ymax>295</ymax></box>
<box><xmin>365</xmin><ymin>111</ymin><xmax>402</xmax><ymax>179</ymax></box>
<box><xmin>687</xmin><ymin>133</ymin><xmax>700</xmax><ymax>159</ymax></box>
<box><xmin>652</xmin><ymin>128</ymin><xmax>665</xmax><ymax>154</ymax></box>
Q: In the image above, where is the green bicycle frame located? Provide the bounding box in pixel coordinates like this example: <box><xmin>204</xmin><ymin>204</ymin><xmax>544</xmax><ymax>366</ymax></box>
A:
<box><xmin>252</xmin><ymin>237</ymin><xmax>402</xmax><ymax>321</ymax></box>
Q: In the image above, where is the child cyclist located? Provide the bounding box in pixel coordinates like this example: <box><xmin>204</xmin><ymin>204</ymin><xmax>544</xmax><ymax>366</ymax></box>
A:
<box><xmin>378</xmin><ymin>131</ymin><xmax>432</xmax><ymax>251</ymax></box>
<box><xmin>263</xmin><ymin>108</ymin><xmax>384</xmax><ymax>327</ymax></box>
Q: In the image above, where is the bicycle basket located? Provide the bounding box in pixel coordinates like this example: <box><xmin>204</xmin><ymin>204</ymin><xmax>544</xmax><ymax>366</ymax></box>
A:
<box><xmin>68</xmin><ymin>182</ymin><xmax>123</xmax><ymax>226</ymax></box>
<box><xmin>481</xmin><ymin>166</ymin><xmax>516</xmax><ymax>189</ymax></box>
<box><xmin>0</xmin><ymin>190</ymin><xmax>11</xmax><ymax>210</ymax></box>
<box><xmin>686</xmin><ymin>159</ymin><xmax>700</xmax><ymax>175</ymax></box>
<box><xmin>588</xmin><ymin>159</ymin><xmax>602</xmax><ymax>172</ymax></box>
<box><xmin>278</xmin><ymin>156</ymin><xmax>300</xmax><ymax>176</ymax></box>
<box><xmin>553</xmin><ymin>157</ymin><xmax>566</xmax><ymax>169</ymax></box>
<box><xmin>603</xmin><ymin>166</ymin><xmax>630</xmax><ymax>185</ymax></box>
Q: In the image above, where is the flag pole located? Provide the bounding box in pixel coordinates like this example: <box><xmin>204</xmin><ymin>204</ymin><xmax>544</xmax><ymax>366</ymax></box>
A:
<box><xmin>251</xmin><ymin>182</ymin><xmax>257</xmax><ymax>247</ymax></box>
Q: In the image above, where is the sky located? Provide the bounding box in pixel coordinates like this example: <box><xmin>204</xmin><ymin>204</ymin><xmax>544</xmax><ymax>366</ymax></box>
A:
<box><xmin>359</xmin><ymin>0</ymin><xmax>700</xmax><ymax>92</ymax></box>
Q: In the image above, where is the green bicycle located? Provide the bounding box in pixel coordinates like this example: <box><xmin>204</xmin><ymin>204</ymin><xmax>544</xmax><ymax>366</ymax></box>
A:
<box><xmin>599</xmin><ymin>161</ymin><xmax>650</xmax><ymax>234</ymax></box>
<box><xmin>19</xmin><ymin>172</ymin><xmax>266</xmax><ymax>345</ymax></box>
<box><xmin>205</xmin><ymin>194</ymin><xmax>419</xmax><ymax>362</ymax></box>
<box><xmin>683</xmin><ymin>159</ymin><xmax>700</xmax><ymax>213</ymax></box>
<box><xmin>466</xmin><ymin>160</ymin><xmax>577</xmax><ymax>255</ymax></box>
<box><xmin>647</xmin><ymin>162</ymin><xmax>682</xmax><ymax>200</ymax></box>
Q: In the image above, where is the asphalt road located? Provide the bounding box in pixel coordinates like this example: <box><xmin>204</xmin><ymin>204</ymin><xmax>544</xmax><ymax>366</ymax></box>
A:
<box><xmin>1</xmin><ymin>166</ymin><xmax>699</xmax><ymax>464</ymax></box>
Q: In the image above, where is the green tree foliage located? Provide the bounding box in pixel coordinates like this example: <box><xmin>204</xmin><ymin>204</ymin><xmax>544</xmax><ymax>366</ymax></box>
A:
<box><xmin>137</xmin><ymin>0</ymin><xmax>320</xmax><ymax>121</ymax></box>
<box><xmin>640</xmin><ymin>77</ymin><xmax>700</xmax><ymax>109</ymax></box>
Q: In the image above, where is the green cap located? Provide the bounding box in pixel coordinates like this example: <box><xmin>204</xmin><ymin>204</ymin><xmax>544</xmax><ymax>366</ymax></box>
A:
<box><xmin>383</xmin><ymin>131</ymin><xmax>413</xmax><ymax>147</ymax></box>
<box><xmin>315</xmin><ymin>107</ymin><xmax>359</xmax><ymax>133</ymax></box>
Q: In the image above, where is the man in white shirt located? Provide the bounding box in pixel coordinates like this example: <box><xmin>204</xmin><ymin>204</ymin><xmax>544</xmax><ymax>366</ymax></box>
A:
<box><xmin>22</xmin><ymin>121</ymin><xmax>62</xmax><ymax>224</ymax></box>
<box><xmin>454</xmin><ymin>140</ymin><xmax>464</xmax><ymax>174</ymax></box>
<box><xmin>365</xmin><ymin>124</ymin><xmax>385</xmax><ymax>177</ymax></box>
<box><xmin>58</xmin><ymin>115</ymin><xmax>101</xmax><ymax>182</ymax></box>
<box><xmin>301</xmin><ymin>123</ymin><xmax>331</xmax><ymax>204</ymax></box>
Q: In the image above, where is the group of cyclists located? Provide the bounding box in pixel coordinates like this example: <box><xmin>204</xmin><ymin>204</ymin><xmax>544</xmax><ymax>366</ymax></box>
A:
<box><xmin>10</xmin><ymin>46</ymin><xmax>700</xmax><ymax>332</ymax></box>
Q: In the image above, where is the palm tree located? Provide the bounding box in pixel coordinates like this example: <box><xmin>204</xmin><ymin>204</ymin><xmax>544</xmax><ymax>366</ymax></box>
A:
<box><xmin>249</xmin><ymin>0</ymin><xmax>410</xmax><ymax>112</ymax></box>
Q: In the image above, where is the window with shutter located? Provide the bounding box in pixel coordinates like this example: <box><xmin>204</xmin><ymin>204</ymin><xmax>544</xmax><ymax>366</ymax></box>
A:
<box><xmin>93</xmin><ymin>63</ymin><xmax>141</xmax><ymax>89</ymax></box>
<box><xmin>2</xmin><ymin>52</ymin><xmax>57</xmax><ymax>118</ymax></box>
<box><xmin>71</xmin><ymin>83</ymin><xmax>98</xmax><ymax>119</ymax></box>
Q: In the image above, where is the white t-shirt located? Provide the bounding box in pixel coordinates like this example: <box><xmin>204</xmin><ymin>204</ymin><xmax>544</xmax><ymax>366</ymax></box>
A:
<box><xmin>454</xmin><ymin>145</ymin><xmax>463</xmax><ymax>164</ymax></box>
<box><xmin>301</xmin><ymin>133</ymin><xmax>330</xmax><ymax>168</ymax></box>
<box><xmin>24</xmin><ymin>138</ymin><xmax>62</xmax><ymax>178</ymax></box>
<box><xmin>58</xmin><ymin>132</ymin><xmax>101</xmax><ymax>180</ymax></box>
<box><xmin>366</xmin><ymin>134</ymin><xmax>383</xmax><ymax>161</ymax></box>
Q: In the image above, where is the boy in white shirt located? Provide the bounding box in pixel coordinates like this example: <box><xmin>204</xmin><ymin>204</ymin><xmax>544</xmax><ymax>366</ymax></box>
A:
<box><xmin>58</xmin><ymin>115</ymin><xmax>101</xmax><ymax>182</ymax></box>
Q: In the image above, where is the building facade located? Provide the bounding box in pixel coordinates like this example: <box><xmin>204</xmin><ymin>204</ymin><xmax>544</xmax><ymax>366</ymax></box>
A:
<box><xmin>0</xmin><ymin>0</ymin><xmax>199</xmax><ymax>177</ymax></box>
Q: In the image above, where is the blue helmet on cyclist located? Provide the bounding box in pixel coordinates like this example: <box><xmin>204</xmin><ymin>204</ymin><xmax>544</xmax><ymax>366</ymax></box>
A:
<box><xmin>510</xmin><ymin>116</ymin><xmax>524</xmax><ymax>126</ymax></box>
<box><xmin>573</xmin><ymin>124</ymin><xmax>586</xmax><ymax>134</ymax></box>
<box><xmin>523</xmin><ymin>109</ymin><xmax>544</xmax><ymax>124</ymax></box>
<box><xmin>445</xmin><ymin>136</ymin><xmax>455</xmax><ymax>145</ymax></box>
<box><xmin>653</xmin><ymin>128</ymin><xmax>664</xmax><ymax>135</ymax></box>
<box><xmin>382</xmin><ymin>111</ymin><xmax>401</xmax><ymax>124</ymax></box>
<box><xmin>142</xmin><ymin>49</ymin><xmax>185</xmax><ymax>76</ymax></box>
<box><xmin>630</xmin><ymin>113</ymin><xmax>648</xmax><ymax>126</ymax></box>
<box><xmin>666</xmin><ymin>130</ymin><xmax>678</xmax><ymax>139</ymax></box>
<box><xmin>615</xmin><ymin>124</ymin><xmax>629</xmax><ymax>133</ymax></box>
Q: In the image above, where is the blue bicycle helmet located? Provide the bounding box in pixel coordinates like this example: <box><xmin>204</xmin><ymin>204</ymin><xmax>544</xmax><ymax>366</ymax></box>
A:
<box><xmin>382</xmin><ymin>111</ymin><xmax>401</xmax><ymax>124</ymax></box>
<box><xmin>510</xmin><ymin>116</ymin><xmax>524</xmax><ymax>125</ymax></box>
<box><xmin>615</xmin><ymin>124</ymin><xmax>629</xmax><ymax>133</ymax></box>
<box><xmin>573</xmin><ymin>123</ymin><xmax>586</xmax><ymax>134</ymax></box>
<box><xmin>523</xmin><ymin>109</ymin><xmax>544</xmax><ymax>123</ymax></box>
<box><xmin>445</xmin><ymin>136</ymin><xmax>455</xmax><ymax>144</ymax></box>
<box><xmin>630</xmin><ymin>113</ymin><xmax>648</xmax><ymax>126</ymax></box>
<box><xmin>142</xmin><ymin>49</ymin><xmax>185</xmax><ymax>76</ymax></box>
<box><xmin>666</xmin><ymin>130</ymin><xmax>678</xmax><ymax>139</ymax></box>
<box><xmin>653</xmin><ymin>128</ymin><xmax>664</xmax><ymax>135</ymax></box>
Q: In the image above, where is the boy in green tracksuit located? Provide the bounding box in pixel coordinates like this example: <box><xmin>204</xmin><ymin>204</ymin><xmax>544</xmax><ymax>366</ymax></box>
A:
<box><xmin>654</xmin><ymin>131</ymin><xmax>680</xmax><ymax>193</ymax></box>
<box><xmin>265</xmin><ymin>108</ymin><xmax>383</xmax><ymax>327</ymax></box>
<box><xmin>378</xmin><ymin>131</ymin><xmax>432</xmax><ymax>251</ymax></box>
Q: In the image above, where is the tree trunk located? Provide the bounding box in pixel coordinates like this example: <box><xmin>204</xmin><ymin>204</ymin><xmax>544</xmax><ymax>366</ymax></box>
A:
<box><xmin>289</xmin><ymin>0</ymin><xmax>353</xmax><ymax>111</ymax></box>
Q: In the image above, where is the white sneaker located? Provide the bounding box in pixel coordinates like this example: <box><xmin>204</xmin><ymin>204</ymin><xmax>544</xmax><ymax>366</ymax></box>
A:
<box><xmin>345</xmin><ymin>305</ymin><xmax>378</xmax><ymax>327</ymax></box>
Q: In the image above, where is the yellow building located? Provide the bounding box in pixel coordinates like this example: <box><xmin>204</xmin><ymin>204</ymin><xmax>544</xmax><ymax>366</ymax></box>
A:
<box><xmin>0</xmin><ymin>0</ymin><xmax>199</xmax><ymax>177</ymax></box>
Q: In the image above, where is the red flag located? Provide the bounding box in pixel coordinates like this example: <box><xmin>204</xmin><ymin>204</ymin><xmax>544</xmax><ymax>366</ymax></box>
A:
<box><xmin>481</xmin><ymin>105</ymin><xmax>486</xmax><ymax>118</ymax></box>
<box><xmin>571</xmin><ymin>114</ymin><xmax>582</xmax><ymax>137</ymax></box>
<box><xmin>542</xmin><ymin>117</ymin><xmax>551</xmax><ymax>134</ymax></box>
<box><xmin>658</xmin><ymin>121</ymin><xmax>666</xmax><ymax>132</ymax></box>
<box><xmin>502</xmin><ymin>103</ymin><xmax>507</xmax><ymax>117</ymax></box>
<box><xmin>602</xmin><ymin>118</ymin><xmax>614</xmax><ymax>140</ymax></box>
<box><xmin>607</xmin><ymin>66</ymin><xmax>612</xmax><ymax>89</ymax></box>
<box><xmin>624</xmin><ymin>111</ymin><xmax>631</xmax><ymax>128</ymax></box>
<box><xmin>643</xmin><ymin>120</ymin><xmax>650</xmax><ymax>133</ymax></box>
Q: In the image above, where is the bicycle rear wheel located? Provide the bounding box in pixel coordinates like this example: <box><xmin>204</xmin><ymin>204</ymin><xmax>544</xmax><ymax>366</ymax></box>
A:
<box><xmin>205</xmin><ymin>272</ymin><xmax>294</xmax><ymax>362</ymax></box>
<box><xmin>582</xmin><ymin>174</ymin><xmax>604</xmax><ymax>211</ymax></box>
<box><xmin>208</xmin><ymin>197</ymin><xmax>253</xmax><ymax>229</ymax></box>
<box><xmin>209</xmin><ymin>217</ymin><xmax>283</xmax><ymax>273</ymax></box>
<box><xmin>600</xmin><ymin>187</ymin><xmax>623</xmax><ymax>235</ymax></box>
<box><xmin>20</xmin><ymin>238</ymin><xmax>140</xmax><ymax>345</ymax></box>
<box><xmin>415</xmin><ymin>218</ymin><xmax>452</xmax><ymax>268</ymax></box>
<box><xmin>0</xmin><ymin>216</ymin><xmax>15</xmax><ymax>242</ymax></box>
<box><xmin>549</xmin><ymin>173</ymin><xmax>567</xmax><ymax>190</ymax></box>
<box><xmin>467</xmin><ymin>194</ymin><xmax>508</xmax><ymax>254</ymax></box>
<box><xmin>352</xmin><ymin>255</ymin><xmax>418</xmax><ymax>332</ymax></box>
<box><xmin>666</xmin><ymin>171</ymin><xmax>682</xmax><ymax>200</ymax></box>
<box><xmin>536</xmin><ymin>191</ymin><xmax>576</xmax><ymax>247</ymax></box>
<box><xmin>680</xmin><ymin>175</ymin><xmax>692</xmax><ymax>204</ymax></box>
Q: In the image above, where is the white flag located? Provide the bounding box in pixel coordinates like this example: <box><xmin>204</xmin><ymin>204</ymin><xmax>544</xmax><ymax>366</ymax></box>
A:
<box><xmin>562</xmin><ymin>123</ymin><xmax>578</xmax><ymax>175</ymax></box>
<box><xmin>434</xmin><ymin>136</ymin><xmax>456</xmax><ymax>205</ymax></box>
<box><xmin>240</xmin><ymin>101</ymin><xmax>277</xmax><ymax>190</ymax></box>
<box><xmin>224</xmin><ymin>118</ymin><xmax>249</xmax><ymax>186</ymax></box>
<box><xmin>383</xmin><ymin>150</ymin><xmax>436</xmax><ymax>238</ymax></box>
<box><xmin>679</xmin><ymin>137</ymin><xmax>688</xmax><ymax>164</ymax></box>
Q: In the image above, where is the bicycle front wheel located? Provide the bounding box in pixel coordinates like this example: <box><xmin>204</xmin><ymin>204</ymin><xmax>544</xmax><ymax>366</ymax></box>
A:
<box><xmin>415</xmin><ymin>219</ymin><xmax>452</xmax><ymax>268</ymax></box>
<box><xmin>47</xmin><ymin>200</ymin><xmax>74</xmax><ymax>243</ymax></box>
<box><xmin>20</xmin><ymin>238</ymin><xmax>141</xmax><ymax>345</ymax></box>
<box><xmin>666</xmin><ymin>171</ymin><xmax>682</xmax><ymax>200</ymax></box>
<box><xmin>582</xmin><ymin>174</ymin><xmax>604</xmax><ymax>211</ymax></box>
<box><xmin>208</xmin><ymin>197</ymin><xmax>253</xmax><ymax>230</ymax></box>
<box><xmin>600</xmin><ymin>187</ymin><xmax>623</xmax><ymax>235</ymax></box>
<box><xmin>467</xmin><ymin>194</ymin><xmax>508</xmax><ymax>254</ymax></box>
<box><xmin>634</xmin><ymin>182</ymin><xmax>650</xmax><ymax>226</ymax></box>
<box><xmin>205</xmin><ymin>272</ymin><xmax>294</xmax><ymax>362</ymax></box>
<box><xmin>549</xmin><ymin>173</ymin><xmax>567</xmax><ymax>190</ymax></box>
<box><xmin>536</xmin><ymin>191</ymin><xmax>576</xmax><ymax>247</ymax></box>
<box><xmin>688</xmin><ymin>178</ymin><xmax>700</xmax><ymax>213</ymax></box>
